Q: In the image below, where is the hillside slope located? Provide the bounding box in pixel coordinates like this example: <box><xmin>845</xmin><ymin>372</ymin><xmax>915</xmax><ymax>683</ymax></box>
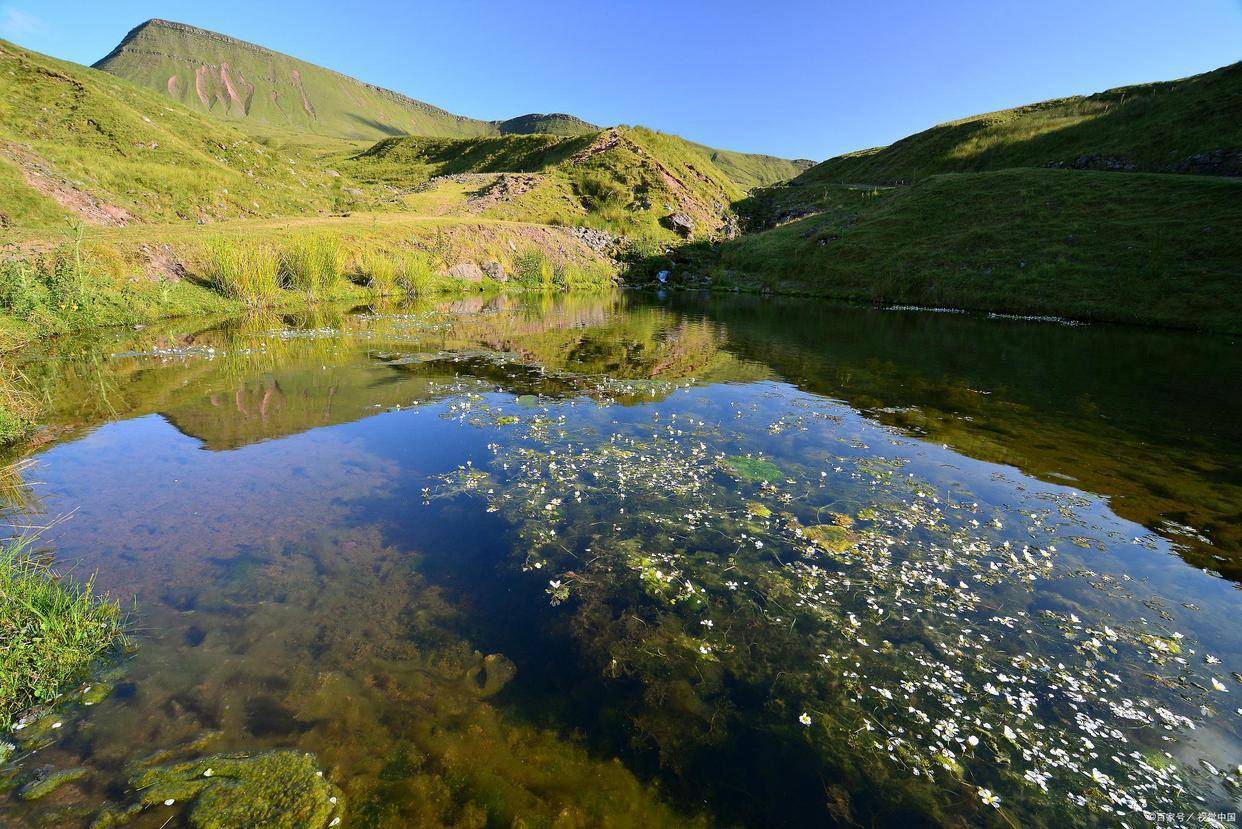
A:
<box><xmin>94</xmin><ymin>19</ymin><xmax>494</xmax><ymax>140</ymax></box>
<box><xmin>674</xmin><ymin>169</ymin><xmax>1242</xmax><ymax>332</ymax></box>
<box><xmin>0</xmin><ymin>38</ymin><xmax>351</xmax><ymax>229</ymax></box>
<box><xmin>347</xmin><ymin>127</ymin><xmax>784</xmax><ymax>241</ymax></box>
<box><xmin>802</xmin><ymin>61</ymin><xmax>1241</xmax><ymax>185</ymax></box>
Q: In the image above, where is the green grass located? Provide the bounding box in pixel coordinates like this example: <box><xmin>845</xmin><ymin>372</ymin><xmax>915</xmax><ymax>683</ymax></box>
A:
<box><xmin>0</xmin><ymin>534</ymin><xmax>126</xmax><ymax>731</ymax></box>
<box><xmin>696</xmin><ymin>168</ymin><xmax>1242</xmax><ymax>332</ymax></box>
<box><xmin>359</xmin><ymin>248</ymin><xmax>446</xmax><ymax>296</ymax></box>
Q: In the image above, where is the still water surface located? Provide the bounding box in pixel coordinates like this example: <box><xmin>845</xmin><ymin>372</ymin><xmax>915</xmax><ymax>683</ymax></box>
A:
<box><xmin>2</xmin><ymin>292</ymin><xmax>1239</xmax><ymax>827</ymax></box>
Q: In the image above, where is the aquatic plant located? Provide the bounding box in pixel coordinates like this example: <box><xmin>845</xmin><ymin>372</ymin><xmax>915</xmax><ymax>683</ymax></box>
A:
<box><xmin>428</xmin><ymin>387</ymin><xmax>1241</xmax><ymax>826</ymax></box>
<box><xmin>130</xmin><ymin>751</ymin><xmax>344</xmax><ymax>828</ymax></box>
<box><xmin>0</xmin><ymin>535</ymin><xmax>125</xmax><ymax>731</ymax></box>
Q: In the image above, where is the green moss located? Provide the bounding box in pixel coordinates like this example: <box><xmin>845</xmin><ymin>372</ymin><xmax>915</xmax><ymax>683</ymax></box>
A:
<box><xmin>17</xmin><ymin>767</ymin><xmax>88</xmax><ymax>800</ymax></box>
<box><xmin>131</xmin><ymin>751</ymin><xmax>344</xmax><ymax>829</ymax></box>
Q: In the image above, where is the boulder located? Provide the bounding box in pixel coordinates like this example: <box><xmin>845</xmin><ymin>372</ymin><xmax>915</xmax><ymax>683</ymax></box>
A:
<box><xmin>446</xmin><ymin>262</ymin><xmax>486</xmax><ymax>283</ymax></box>
<box><xmin>481</xmin><ymin>260</ymin><xmax>506</xmax><ymax>282</ymax></box>
<box><xmin>661</xmin><ymin>211</ymin><xmax>695</xmax><ymax>238</ymax></box>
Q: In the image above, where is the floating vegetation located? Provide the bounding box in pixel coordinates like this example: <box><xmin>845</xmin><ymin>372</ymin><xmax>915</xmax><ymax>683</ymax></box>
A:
<box><xmin>720</xmin><ymin>454</ymin><xmax>783</xmax><ymax>482</ymax></box>
<box><xmin>429</xmin><ymin>385</ymin><xmax>1241</xmax><ymax>826</ymax></box>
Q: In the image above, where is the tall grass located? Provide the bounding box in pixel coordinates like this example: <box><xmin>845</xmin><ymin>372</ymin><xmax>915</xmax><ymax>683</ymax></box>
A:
<box><xmin>0</xmin><ymin>535</ymin><xmax>125</xmax><ymax>730</ymax></box>
<box><xmin>203</xmin><ymin>238</ymin><xmax>281</xmax><ymax>305</ymax></box>
<box><xmin>512</xmin><ymin>249</ymin><xmax>557</xmax><ymax>289</ymax></box>
<box><xmin>510</xmin><ymin>249</ymin><xmax>614</xmax><ymax>291</ymax></box>
<box><xmin>359</xmin><ymin>249</ymin><xmax>443</xmax><ymax>296</ymax></box>
<box><xmin>280</xmin><ymin>234</ymin><xmax>345</xmax><ymax>297</ymax></box>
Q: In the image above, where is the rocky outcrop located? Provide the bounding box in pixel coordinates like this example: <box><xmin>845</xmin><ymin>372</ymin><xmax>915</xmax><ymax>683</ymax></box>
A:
<box><xmin>661</xmin><ymin>211</ymin><xmax>695</xmax><ymax>238</ymax></box>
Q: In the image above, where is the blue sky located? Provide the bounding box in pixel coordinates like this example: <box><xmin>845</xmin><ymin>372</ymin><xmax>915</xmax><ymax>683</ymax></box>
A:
<box><xmin>4</xmin><ymin>1</ymin><xmax>1240</xmax><ymax>159</ymax></box>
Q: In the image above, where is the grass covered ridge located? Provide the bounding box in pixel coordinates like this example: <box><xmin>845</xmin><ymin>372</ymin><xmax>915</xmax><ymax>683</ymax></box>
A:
<box><xmin>800</xmin><ymin>61</ymin><xmax>1242</xmax><ymax>185</ymax></box>
<box><xmin>0</xmin><ymin>531</ymin><xmax>125</xmax><ymax>731</ymax></box>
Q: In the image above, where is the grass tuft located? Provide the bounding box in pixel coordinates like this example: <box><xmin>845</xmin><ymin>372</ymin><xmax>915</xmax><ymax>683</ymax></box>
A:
<box><xmin>203</xmin><ymin>238</ymin><xmax>282</xmax><ymax>305</ymax></box>
<box><xmin>280</xmin><ymin>234</ymin><xmax>345</xmax><ymax>297</ymax></box>
<box><xmin>0</xmin><ymin>535</ymin><xmax>126</xmax><ymax>731</ymax></box>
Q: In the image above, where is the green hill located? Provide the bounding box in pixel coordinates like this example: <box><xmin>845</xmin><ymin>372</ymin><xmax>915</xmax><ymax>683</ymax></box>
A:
<box><xmin>496</xmin><ymin>113</ymin><xmax>597</xmax><ymax>137</ymax></box>
<box><xmin>689</xmin><ymin>60</ymin><xmax>1242</xmax><ymax>333</ymax></box>
<box><xmin>347</xmin><ymin>126</ymin><xmax>800</xmax><ymax>241</ymax></box>
<box><xmin>93</xmin><ymin>19</ymin><xmax>498</xmax><ymax>141</ymax></box>
<box><xmin>800</xmin><ymin>61</ymin><xmax>1241</xmax><ymax>185</ymax></box>
<box><xmin>92</xmin><ymin>19</ymin><xmax>805</xmax><ymax>193</ymax></box>
<box><xmin>0</xmin><ymin>38</ymin><xmax>349</xmax><ymax>229</ymax></box>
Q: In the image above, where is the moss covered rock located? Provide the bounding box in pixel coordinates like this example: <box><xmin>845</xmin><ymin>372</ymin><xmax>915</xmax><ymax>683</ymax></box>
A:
<box><xmin>131</xmin><ymin>750</ymin><xmax>343</xmax><ymax>829</ymax></box>
<box><xmin>16</xmin><ymin>766</ymin><xmax>88</xmax><ymax>800</ymax></box>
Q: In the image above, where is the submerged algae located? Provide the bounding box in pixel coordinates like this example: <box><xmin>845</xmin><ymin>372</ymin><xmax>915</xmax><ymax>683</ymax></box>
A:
<box><xmin>131</xmin><ymin>751</ymin><xmax>343</xmax><ymax>829</ymax></box>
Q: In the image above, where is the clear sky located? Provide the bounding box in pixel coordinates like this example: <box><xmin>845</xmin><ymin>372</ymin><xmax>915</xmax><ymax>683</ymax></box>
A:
<box><xmin>3</xmin><ymin>0</ymin><xmax>1240</xmax><ymax>159</ymax></box>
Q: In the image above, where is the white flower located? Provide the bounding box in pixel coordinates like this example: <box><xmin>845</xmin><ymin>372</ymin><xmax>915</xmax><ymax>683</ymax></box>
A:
<box><xmin>799</xmin><ymin>712</ymin><xmax>812</xmax><ymax>726</ymax></box>
<box><xmin>1210</xmin><ymin>677</ymin><xmax>1227</xmax><ymax>692</ymax></box>
<box><xmin>978</xmin><ymin>788</ymin><xmax>1000</xmax><ymax>807</ymax></box>
<box><xmin>967</xmin><ymin>735</ymin><xmax>979</xmax><ymax>747</ymax></box>
<box><xmin>203</xmin><ymin>768</ymin><xmax>213</xmax><ymax>777</ymax></box>
<box><xmin>164</xmin><ymin>799</ymin><xmax>176</xmax><ymax>806</ymax></box>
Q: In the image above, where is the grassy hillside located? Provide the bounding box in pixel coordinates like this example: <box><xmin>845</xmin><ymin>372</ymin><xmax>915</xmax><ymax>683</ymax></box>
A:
<box><xmin>346</xmin><ymin>127</ymin><xmax>797</xmax><ymax>242</ymax></box>
<box><xmin>0</xmin><ymin>38</ymin><xmax>358</xmax><ymax>229</ymax></box>
<box><xmin>688</xmin><ymin>142</ymin><xmax>814</xmax><ymax>190</ymax></box>
<box><xmin>802</xmin><ymin>61</ymin><xmax>1241</xmax><ymax>185</ymax></box>
<box><xmin>685</xmin><ymin>169</ymin><xmax>1242</xmax><ymax>332</ymax></box>
<box><xmin>94</xmin><ymin>19</ymin><xmax>497</xmax><ymax>141</ymax></box>
<box><xmin>496</xmin><ymin>113</ymin><xmax>597</xmax><ymax>137</ymax></box>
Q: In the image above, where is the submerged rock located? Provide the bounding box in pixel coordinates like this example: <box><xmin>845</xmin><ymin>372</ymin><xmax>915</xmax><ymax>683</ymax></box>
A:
<box><xmin>465</xmin><ymin>652</ymin><xmax>517</xmax><ymax>698</ymax></box>
<box><xmin>130</xmin><ymin>750</ymin><xmax>343</xmax><ymax>829</ymax></box>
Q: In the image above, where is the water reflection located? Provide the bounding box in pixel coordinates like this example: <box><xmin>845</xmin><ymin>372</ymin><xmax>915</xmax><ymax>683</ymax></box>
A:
<box><xmin>1</xmin><ymin>291</ymin><xmax>1238</xmax><ymax>828</ymax></box>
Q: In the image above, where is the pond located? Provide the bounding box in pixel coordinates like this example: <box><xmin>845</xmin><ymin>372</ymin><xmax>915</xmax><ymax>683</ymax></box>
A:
<box><xmin>1</xmin><ymin>291</ymin><xmax>1239</xmax><ymax>828</ymax></box>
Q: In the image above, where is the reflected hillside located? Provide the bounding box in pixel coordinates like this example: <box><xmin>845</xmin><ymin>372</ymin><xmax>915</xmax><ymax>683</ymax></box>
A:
<box><xmin>648</xmin><ymin>292</ymin><xmax>1242</xmax><ymax>580</ymax></box>
<box><xmin>9</xmin><ymin>293</ymin><xmax>763</xmax><ymax>453</ymax></box>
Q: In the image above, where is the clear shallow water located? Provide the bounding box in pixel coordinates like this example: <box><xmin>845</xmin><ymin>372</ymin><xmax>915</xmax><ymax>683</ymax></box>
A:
<box><xmin>1</xmin><ymin>292</ymin><xmax>1239</xmax><ymax>828</ymax></box>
